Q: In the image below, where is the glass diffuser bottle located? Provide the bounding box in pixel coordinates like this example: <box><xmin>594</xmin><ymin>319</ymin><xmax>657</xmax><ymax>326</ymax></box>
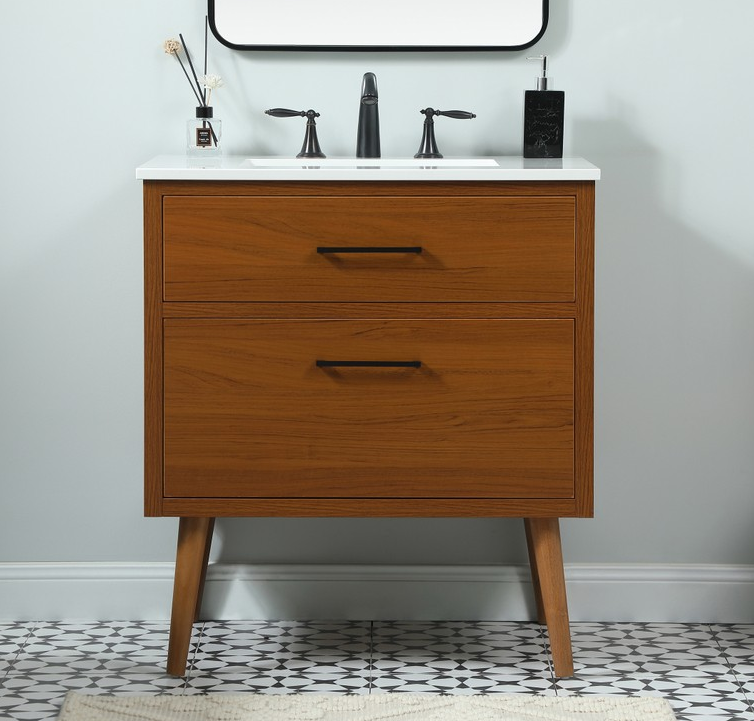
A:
<box><xmin>188</xmin><ymin>106</ymin><xmax>221</xmax><ymax>157</ymax></box>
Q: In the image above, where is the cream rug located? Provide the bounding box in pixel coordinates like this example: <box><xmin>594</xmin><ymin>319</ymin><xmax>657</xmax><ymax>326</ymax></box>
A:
<box><xmin>57</xmin><ymin>693</ymin><xmax>677</xmax><ymax>721</ymax></box>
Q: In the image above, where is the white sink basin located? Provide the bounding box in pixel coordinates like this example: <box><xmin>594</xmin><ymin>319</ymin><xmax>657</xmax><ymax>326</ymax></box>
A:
<box><xmin>244</xmin><ymin>157</ymin><xmax>499</xmax><ymax>169</ymax></box>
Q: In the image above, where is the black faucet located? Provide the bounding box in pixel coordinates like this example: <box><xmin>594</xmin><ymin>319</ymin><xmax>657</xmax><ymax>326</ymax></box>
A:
<box><xmin>356</xmin><ymin>72</ymin><xmax>380</xmax><ymax>158</ymax></box>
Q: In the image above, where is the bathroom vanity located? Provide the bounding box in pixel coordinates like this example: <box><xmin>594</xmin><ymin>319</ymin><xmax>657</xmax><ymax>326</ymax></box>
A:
<box><xmin>137</xmin><ymin>155</ymin><xmax>599</xmax><ymax>678</ymax></box>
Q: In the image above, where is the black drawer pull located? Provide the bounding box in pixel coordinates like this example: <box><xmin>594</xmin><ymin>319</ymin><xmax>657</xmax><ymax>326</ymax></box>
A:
<box><xmin>317</xmin><ymin>246</ymin><xmax>423</xmax><ymax>254</ymax></box>
<box><xmin>316</xmin><ymin>360</ymin><xmax>422</xmax><ymax>369</ymax></box>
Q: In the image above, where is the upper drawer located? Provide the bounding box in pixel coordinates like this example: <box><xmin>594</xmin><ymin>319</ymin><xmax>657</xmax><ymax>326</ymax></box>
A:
<box><xmin>163</xmin><ymin>195</ymin><xmax>575</xmax><ymax>302</ymax></box>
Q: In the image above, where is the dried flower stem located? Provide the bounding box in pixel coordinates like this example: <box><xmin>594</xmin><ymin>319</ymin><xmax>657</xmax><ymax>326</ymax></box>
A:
<box><xmin>180</xmin><ymin>32</ymin><xmax>205</xmax><ymax>105</ymax></box>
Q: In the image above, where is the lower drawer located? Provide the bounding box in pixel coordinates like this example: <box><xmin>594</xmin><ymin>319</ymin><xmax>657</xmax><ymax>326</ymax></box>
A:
<box><xmin>163</xmin><ymin>319</ymin><xmax>574</xmax><ymax>499</ymax></box>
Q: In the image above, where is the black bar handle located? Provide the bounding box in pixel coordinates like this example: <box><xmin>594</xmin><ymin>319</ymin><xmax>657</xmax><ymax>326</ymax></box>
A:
<box><xmin>420</xmin><ymin>108</ymin><xmax>476</xmax><ymax>120</ymax></box>
<box><xmin>437</xmin><ymin>110</ymin><xmax>477</xmax><ymax>120</ymax></box>
<box><xmin>317</xmin><ymin>246</ymin><xmax>422</xmax><ymax>254</ymax></box>
<box><xmin>265</xmin><ymin>108</ymin><xmax>308</xmax><ymax>118</ymax></box>
<box><xmin>316</xmin><ymin>360</ymin><xmax>422</xmax><ymax>369</ymax></box>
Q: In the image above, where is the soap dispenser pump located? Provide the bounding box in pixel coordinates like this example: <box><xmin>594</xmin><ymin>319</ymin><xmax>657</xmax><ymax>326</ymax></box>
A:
<box><xmin>523</xmin><ymin>54</ymin><xmax>565</xmax><ymax>158</ymax></box>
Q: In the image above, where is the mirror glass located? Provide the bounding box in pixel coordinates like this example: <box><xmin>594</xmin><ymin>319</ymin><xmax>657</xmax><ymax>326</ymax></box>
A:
<box><xmin>209</xmin><ymin>0</ymin><xmax>548</xmax><ymax>51</ymax></box>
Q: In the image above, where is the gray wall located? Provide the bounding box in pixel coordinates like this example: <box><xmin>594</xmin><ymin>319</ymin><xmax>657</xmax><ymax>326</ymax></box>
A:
<box><xmin>2</xmin><ymin>0</ymin><xmax>753</xmax><ymax>568</ymax></box>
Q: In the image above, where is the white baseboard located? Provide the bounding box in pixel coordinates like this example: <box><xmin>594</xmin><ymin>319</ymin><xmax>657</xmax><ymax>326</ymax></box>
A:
<box><xmin>1</xmin><ymin>562</ymin><xmax>753</xmax><ymax>623</ymax></box>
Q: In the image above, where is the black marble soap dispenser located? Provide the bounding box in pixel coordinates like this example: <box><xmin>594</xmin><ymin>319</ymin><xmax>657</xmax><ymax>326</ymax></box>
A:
<box><xmin>523</xmin><ymin>54</ymin><xmax>565</xmax><ymax>158</ymax></box>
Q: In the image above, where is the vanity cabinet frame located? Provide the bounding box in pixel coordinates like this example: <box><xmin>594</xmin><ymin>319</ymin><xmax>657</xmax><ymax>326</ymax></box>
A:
<box><xmin>143</xmin><ymin>179</ymin><xmax>595</xmax><ymax>678</ymax></box>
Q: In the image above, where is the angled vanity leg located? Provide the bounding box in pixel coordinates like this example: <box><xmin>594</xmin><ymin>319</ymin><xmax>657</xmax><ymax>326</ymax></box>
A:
<box><xmin>523</xmin><ymin>519</ymin><xmax>546</xmax><ymax>624</ymax></box>
<box><xmin>525</xmin><ymin>517</ymin><xmax>574</xmax><ymax>678</ymax></box>
<box><xmin>194</xmin><ymin>518</ymin><xmax>216</xmax><ymax>622</ymax></box>
<box><xmin>167</xmin><ymin>517</ymin><xmax>214</xmax><ymax>677</ymax></box>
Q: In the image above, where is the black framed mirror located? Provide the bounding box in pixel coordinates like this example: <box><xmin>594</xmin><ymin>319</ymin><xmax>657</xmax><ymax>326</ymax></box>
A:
<box><xmin>208</xmin><ymin>0</ymin><xmax>548</xmax><ymax>51</ymax></box>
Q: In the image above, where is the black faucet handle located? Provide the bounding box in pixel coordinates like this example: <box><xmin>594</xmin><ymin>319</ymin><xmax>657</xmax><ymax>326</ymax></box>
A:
<box><xmin>265</xmin><ymin>108</ymin><xmax>320</xmax><ymax>119</ymax></box>
<box><xmin>420</xmin><ymin>108</ymin><xmax>476</xmax><ymax>120</ymax></box>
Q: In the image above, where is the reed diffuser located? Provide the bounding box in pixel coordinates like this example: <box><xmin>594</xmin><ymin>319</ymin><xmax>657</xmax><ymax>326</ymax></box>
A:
<box><xmin>164</xmin><ymin>17</ymin><xmax>224</xmax><ymax>156</ymax></box>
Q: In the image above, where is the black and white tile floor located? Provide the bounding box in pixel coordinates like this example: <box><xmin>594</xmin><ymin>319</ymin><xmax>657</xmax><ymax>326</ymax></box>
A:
<box><xmin>1</xmin><ymin>621</ymin><xmax>753</xmax><ymax>720</ymax></box>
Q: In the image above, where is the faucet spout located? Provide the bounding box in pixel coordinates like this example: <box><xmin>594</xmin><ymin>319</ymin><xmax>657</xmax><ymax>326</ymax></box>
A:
<box><xmin>356</xmin><ymin>72</ymin><xmax>380</xmax><ymax>158</ymax></box>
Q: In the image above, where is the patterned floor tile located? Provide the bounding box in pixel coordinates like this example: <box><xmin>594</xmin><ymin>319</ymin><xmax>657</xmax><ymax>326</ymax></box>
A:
<box><xmin>3</xmin><ymin>620</ymin><xmax>751</xmax><ymax>719</ymax></box>
<box><xmin>0</xmin><ymin>673</ymin><xmax>186</xmax><ymax>720</ymax></box>
<box><xmin>8</xmin><ymin>622</ymin><xmax>197</xmax><ymax>676</ymax></box>
<box><xmin>567</xmin><ymin>622</ymin><xmax>730</xmax><ymax>677</ymax></box>
<box><xmin>370</xmin><ymin>621</ymin><xmax>553</xmax><ymax>693</ymax></box>
<box><xmin>192</xmin><ymin>621</ymin><xmax>371</xmax><ymax>674</ymax></box>
<box><xmin>370</xmin><ymin>670</ymin><xmax>557</xmax><ymax>695</ymax></box>
<box><xmin>186</xmin><ymin>621</ymin><xmax>372</xmax><ymax>694</ymax></box>
<box><xmin>559</xmin><ymin>623</ymin><xmax>754</xmax><ymax>719</ymax></box>
<box><xmin>710</xmin><ymin>623</ymin><xmax>754</xmax><ymax>649</ymax></box>
<box><xmin>710</xmin><ymin>624</ymin><xmax>754</xmax><ymax>713</ymax></box>
<box><xmin>554</xmin><ymin>671</ymin><xmax>754</xmax><ymax>720</ymax></box>
<box><xmin>0</xmin><ymin>624</ymin><xmax>34</xmax><ymax>677</ymax></box>
<box><xmin>185</xmin><ymin>671</ymin><xmax>371</xmax><ymax>694</ymax></box>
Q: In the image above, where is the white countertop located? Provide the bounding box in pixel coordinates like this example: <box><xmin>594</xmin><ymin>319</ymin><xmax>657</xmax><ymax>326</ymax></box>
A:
<box><xmin>136</xmin><ymin>155</ymin><xmax>600</xmax><ymax>182</ymax></box>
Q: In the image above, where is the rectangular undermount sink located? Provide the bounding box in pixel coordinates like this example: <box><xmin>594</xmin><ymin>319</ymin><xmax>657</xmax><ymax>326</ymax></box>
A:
<box><xmin>244</xmin><ymin>157</ymin><xmax>500</xmax><ymax>168</ymax></box>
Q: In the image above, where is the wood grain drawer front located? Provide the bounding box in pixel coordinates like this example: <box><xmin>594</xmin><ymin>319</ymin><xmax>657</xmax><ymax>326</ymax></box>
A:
<box><xmin>163</xmin><ymin>196</ymin><xmax>576</xmax><ymax>302</ymax></box>
<box><xmin>163</xmin><ymin>319</ymin><xmax>574</xmax><ymax>499</ymax></box>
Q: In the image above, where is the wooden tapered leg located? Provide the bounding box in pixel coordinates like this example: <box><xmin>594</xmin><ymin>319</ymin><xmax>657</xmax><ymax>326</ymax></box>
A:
<box><xmin>194</xmin><ymin>518</ymin><xmax>215</xmax><ymax>622</ymax></box>
<box><xmin>167</xmin><ymin>517</ymin><xmax>214</xmax><ymax>677</ymax></box>
<box><xmin>525</xmin><ymin>517</ymin><xmax>574</xmax><ymax>677</ymax></box>
<box><xmin>523</xmin><ymin>519</ymin><xmax>546</xmax><ymax>624</ymax></box>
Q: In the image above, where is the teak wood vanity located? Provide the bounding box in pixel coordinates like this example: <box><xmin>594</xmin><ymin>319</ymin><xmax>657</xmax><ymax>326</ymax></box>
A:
<box><xmin>139</xmin><ymin>156</ymin><xmax>599</xmax><ymax>679</ymax></box>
